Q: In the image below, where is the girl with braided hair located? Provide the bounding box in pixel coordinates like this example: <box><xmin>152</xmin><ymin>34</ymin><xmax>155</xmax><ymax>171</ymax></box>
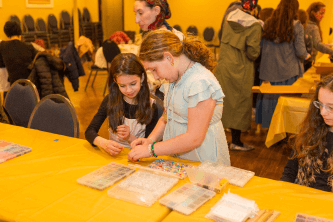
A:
<box><xmin>128</xmin><ymin>30</ymin><xmax>230</xmax><ymax>165</ymax></box>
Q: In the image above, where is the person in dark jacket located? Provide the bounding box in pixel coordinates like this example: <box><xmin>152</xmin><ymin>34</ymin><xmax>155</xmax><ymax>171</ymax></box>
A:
<box><xmin>281</xmin><ymin>74</ymin><xmax>333</xmax><ymax>192</ymax></box>
<box><xmin>28</xmin><ymin>52</ymin><xmax>68</xmax><ymax>99</ymax></box>
<box><xmin>59</xmin><ymin>42</ymin><xmax>85</xmax><ymax>91</ymax></box>
<box><xmin>0</xmin><ymin>21</ymin><xmax>37</xmax><ymax>85</ymax></box>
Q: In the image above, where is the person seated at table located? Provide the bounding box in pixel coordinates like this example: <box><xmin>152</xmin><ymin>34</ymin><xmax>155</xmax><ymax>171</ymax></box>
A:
<box><xmin>305</xmin><ymin>2</ymin><xmax>333</xmax><ymax>71</ymax></box>
<box><xmin>0</xmin><ymin>21</ymin><xmax>37</xmax><ymax>85</ymax></box>
<box><xmin>281</xmin><ymin>74</ymin><xmax>333</xmax><ymax>192</ymax></box>
<box><xmin>128</xmin><ymin>30</ymin><xmax>231</xmax><ymax>165</ymax></box>
<box><xmin>85</xmin><ymin>53</ymin><xmax>159</xmax><ymax>156</ymax></box>
<box><xmin>255</xmin><ymin>0</ymin><xmax>310</xmax><ymax>130</ymax></box>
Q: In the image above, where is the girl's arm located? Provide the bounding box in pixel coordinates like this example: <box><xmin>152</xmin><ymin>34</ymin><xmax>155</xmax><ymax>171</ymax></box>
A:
<box><xmin>280</xmin><ymin>150</ymin><xmax>299</xmax><ymax>183</ymax></box>
<box><xmin>294</xmin><ymin>21</ymin><xmax>308</xmax><ymax>60</ymax></box>
<box><xmin>128</xmin><ymin>98</ymin><xmax>216</xmax><ymax>160</ymax></box>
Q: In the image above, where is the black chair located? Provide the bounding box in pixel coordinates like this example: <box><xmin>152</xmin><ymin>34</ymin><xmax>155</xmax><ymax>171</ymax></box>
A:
<box><xmin>150</xmin><ymin>94</ymin><xmax>164</xmax><ymax>120</ymax></box>
<box><xmin>48</xmin><ymin>14</ymin><xmax>70</xmax><ymax>47</ymax></box>
<box><xmin>186</xmin><ymin>25</ymin><xmax>198</xmax><ymax>36</ymax></box>
<box><xmin>28</xmin><ymin>94</ymin><xmax>79</xmax><ymax>138</ymax></box>
<box><xmin>203</xmin><ymin>27</ymin><xmax>219</xmax><ymax>58</ymax></box>
<box><xmin>36</xmin><ymin>18</ymin><xmax>59</xmax><ymax>48</ymax></box>
<box><xmin>83</xmin><ymin>7</ymin><xmax>103</xmax><ymax>46</ymax></box>
<box><xmin>10</xmin><ymin>15</ymin><xmax>35</xmax><ymax>43</ymax></box>
<box><xmin>60</xmin><ymin>10</ymin><xmax>74</xmax><ymax>42</ymax></box>
<box><xmin>85</xmin><ymin>40</ymin><xmax>121</xmax><ymax>95</ymax></box>
<box><xmin>23</xmin><ymin>15</ymin><xmax>50</xmax><ymax>47</ymax></box>
<box><xmin>123</xmin><ymin>31</ymin><xmax>135</xmax><ymax>43</ymax></box>
<box><xmin>3</xmin><ymin>79</ymin><xmax>40</xmax><ymax>127</ymax></box>
<box><xmin>173</xmin><ymin>24</ymin><xmax>182</xmax><ymax>32</ymax></box>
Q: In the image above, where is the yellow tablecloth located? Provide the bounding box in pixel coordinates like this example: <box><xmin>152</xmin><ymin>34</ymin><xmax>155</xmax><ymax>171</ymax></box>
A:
<box><xmin>0</xmin><ymin>123</ymin><xmax>196</xmax><ymax>222</ymax></box>
<box><xmin>162</xmin><ymin>176</ymin><xmax>333</xmax><ymax>222</ymax></box>
<box><xmin>2</xmin><ymin>123</ymin><xmax>333</xmax><ymax>222</ymax></box>
<box><xmin>265</xmin><ymin>95</ymin><xmax>311</xmax><ymax>148</ymax></box>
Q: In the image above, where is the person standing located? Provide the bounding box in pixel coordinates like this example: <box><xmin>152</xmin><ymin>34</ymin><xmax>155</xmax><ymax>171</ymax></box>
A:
<box><xmin>255</xmin><ymin>0</ymin><xmax>309</xmax><ymax>130</ymax></box>
<box><xmin>214</xmin><ymin>0</ymin><xmax>262</xmax><ymax>151</ymax></box>
<box><xmin>305</xmin><ymin>2</ymin><xmax>333</xmax><ymax>71</ymax></box>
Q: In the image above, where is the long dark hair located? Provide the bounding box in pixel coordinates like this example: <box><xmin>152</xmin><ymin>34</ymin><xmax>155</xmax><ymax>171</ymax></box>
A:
<box><xmin>139</xmin><ymin>30</ymin><xmax>216</xmax><ymax>72</ymax></box>
<box><xmin>108</xmin><ymin>53</ymin><xmax>152</xmax><ymax>133</ymax></box>
<box><xmin>290</xmin><ymin>74</ymin><xmax>333</xmax><ymax>172</ymax></box>
<box><xmin>262</xmin><ymin>0</ymin><xmax>299</xmax><ymax>43</ymax></box>
<box><xmin>307</xmin><ymin>2</ymin><xmax>325</xmax><ymax>40</ymax></box>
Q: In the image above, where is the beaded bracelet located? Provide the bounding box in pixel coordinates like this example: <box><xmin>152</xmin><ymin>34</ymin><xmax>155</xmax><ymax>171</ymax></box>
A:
<box><xmin>151</xmin><ymin>142</ymin><xmax>157</xmax><ymax>157</ymax></box>
<box><xmin>148</xmin><ymin>144</ymin><xmax>153</xmax><ymax>157</ymax></box>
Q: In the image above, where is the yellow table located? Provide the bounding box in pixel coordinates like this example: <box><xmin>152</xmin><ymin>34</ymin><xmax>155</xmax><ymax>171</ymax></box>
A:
<box><xmin>162</xmin><ymin>176</ymin><xmax>333</xmax><ymax>222</ymax></box>
<box><xmin>265</xmin><ymin>95</ymin><xmax>311</xmax><ymax>148</ymax></box>
<box><xmin>2</xmin><ymin>123</ymin><xmax>333</xmax><ymax>222</ymax></box>
<box><xmin>0</xmin><ymin>123</ymin><xmax>196</xmax><ymax>222</ymax></box>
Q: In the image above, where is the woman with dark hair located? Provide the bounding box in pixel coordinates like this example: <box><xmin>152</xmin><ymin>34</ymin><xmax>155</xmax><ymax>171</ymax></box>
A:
<box><xmin>85</xmin><ymin>53</ymin><xmax>159</xmax><ymax>155</ymax></box>
<box><xmin>305</xmin><ymin>2</ymin><xmax>333</xmax><ymax>71</ymax></box>
<box><xmin>129</xmin><ymin>30</ymin><xmax>230</xmax><ymax>165</ymax></box>
<box><xmin>281</xmin><ymin>74</ymin><xmax>333</xmax><ymax>192</ymax></box>
<box><xmin>255</xmin><ymin>0</ymin><xmax>309</xmax><ymax>130</ymax></box>
<box><xmin>134</xmin><ymin>0</ymin><xmax>184</xmax><ymax>40</ymax></box>
<box><xmin>214</xmin><ymin>0</ymin><xmax>262</xmax><ymax>151</ymax></box>
<box><xmin>0</xmin><ymin>21</ymin><xmax>37</xmax><ymax>85</ymax></box>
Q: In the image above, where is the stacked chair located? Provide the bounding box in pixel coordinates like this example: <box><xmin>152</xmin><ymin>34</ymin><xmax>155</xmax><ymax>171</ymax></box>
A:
<box><xmin>203</xmin><ymin>27</ymin><xmax>220</xmax><ymax>58</ymax></box>
<box><xmin>23</xmin><ymin>15</ymin><xmax>50</xmax><ymax>47</ymax></box>
<box><xmin>60</xmin><ymin>10</ymin><xmax>74</xmax><ymax>42</ymax></box>
<box><xmin>10</xmin><ymin>15</ymin><xmax>35</xmax><ymax>43</ymax></box>
<box><xmin>48</xmin><ymin>14</ymin><xmax>71</xmax><ymax>47</ymax></box>
<box><xmin>82</xmin><ymin>7</ymin><xmax>103</xmax><ymax>46</ymax></box>
<box><xmin>186</xmin><ymin>25</ymin><xmax>198</xmax><ymax>36</ymax></box>
<box><xmin>36</xmin><ymin>18</ymin><xmax>60</xmax><ymax>49</ymax></box>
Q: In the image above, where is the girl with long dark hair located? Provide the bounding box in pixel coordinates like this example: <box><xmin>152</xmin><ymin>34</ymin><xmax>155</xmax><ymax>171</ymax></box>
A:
<box><xmin>85</xmin><ymin>53</ymin><xmax>159</xmax><ymax>155</ymax></box>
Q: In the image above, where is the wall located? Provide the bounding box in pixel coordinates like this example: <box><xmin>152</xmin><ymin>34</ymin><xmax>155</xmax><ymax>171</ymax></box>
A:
<box><xmin>124</xmin><ymin>0</ymin><xmax>333</xmax><ymax>46</ymax></box>
<box><xmin>0</xmin><ymin>0</ymin><xmax>99</xmax><ymax>41</ymax></box>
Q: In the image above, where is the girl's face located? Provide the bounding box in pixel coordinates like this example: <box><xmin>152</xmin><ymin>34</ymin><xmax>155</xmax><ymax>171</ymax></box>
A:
<box><xmin>134</xmin><ymin>1</ymin><xmax>159</xmax><ymax>31</ymax></box>
<box><xmin>314</xmin><ymin>7</ymin><xmax>325</xmax><ymax>22</ymax></box>
<box><xmin>318</xmin><ymin>87</ymin><xmax>333</xmax><ymax>127</ymax></box>
<box><xmin>116</xmin><ymin>74</ymin><xmax>142</xmax><ymax>100</ymax></box>
<box><xmin>142</xmin><ymin>57</ymin><xmax>178</xmax><ymax>82</ymax></box>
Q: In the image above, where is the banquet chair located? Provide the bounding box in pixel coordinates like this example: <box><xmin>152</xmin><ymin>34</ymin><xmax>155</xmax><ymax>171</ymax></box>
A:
<box><xmin>85</xmin><ymin>40</ymin><xmax>121</xmax><ymax>95</ymax></box>
<box><xmin>4</xmin><ymin>79</ymin><xmax>40</xmax><ymax>127</ymax></box>
<box><xmin>203</xmin><ymin>27</ymin><xmax>219</xmax><ymax>58</ymax></box>
<box><xmin>60</xmin><ymin>10</ymin><xmax>74</xmax><ymax>42</ymax></box>
<box><xmin>28</xmin><ymin>94</ymin><xmax>79</xmax><ymax>138</ymax></box>
<box><xmin>173</xmin><ymin>24</ymin><xmax>182</xmax><ymax>32</ymax></box>
<box><xmin>10</xmin><ymin>15</ymin><xmax>35</xmax><ymax>43</ymax></box>
<box><xmin>36</xmin><ymin>18</ymin><xmax>59</xmax><ymax>48</ymax></box>
<box><xmin>23</xmin><ymin>15</ymin><xmax>50</xmax><ymax>47</ymax></box>
<box><xmin>83</xmin><ymin>7</ymin><xmax>103</xmax><ymax>46</ymax></box>
<box><xmin>150</xmin><ymin>94</ymin><xmax>164</xmax><ymax>120</ymax></box>
<box><xmin>186</xmin><ymin>25</ymin><xmax>198</xmax><ymax>36</ymax></box>
<box><xmin>48</xmin><ymin>14</ymin><xmax>70</xmax><ymax>47</ymax></box>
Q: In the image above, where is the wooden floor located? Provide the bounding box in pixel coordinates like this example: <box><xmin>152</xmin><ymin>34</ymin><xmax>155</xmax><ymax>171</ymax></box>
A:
<box><xmin>65</xmin><ymin>62</ymin><xmax>291</xmax><ymax>181</ymax></box>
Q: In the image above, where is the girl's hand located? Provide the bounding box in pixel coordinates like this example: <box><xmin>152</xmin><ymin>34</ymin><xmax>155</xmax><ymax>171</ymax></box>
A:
<box><xmin>104</xmin><ymin>140</ymin><xmax>123</xmax><ymax>156</ymax></box>
<box><xmin>130</xmin><ymin>138</ymin><xmax>153</xmax><ymax>149</ymax></box>
<box><xmin>117</xmin><ymin>125</ymin><xmax>131</xmax><ymax>141</ymax></box>
<box><xmin>128</xmin><ymin>144</ymin><xmax>150</xmax><ymax>161</ymax></box>
<box><xmin>93</xmin><ymin>136</ymin><xmax>123</xmax><ymax>156</ymax></box>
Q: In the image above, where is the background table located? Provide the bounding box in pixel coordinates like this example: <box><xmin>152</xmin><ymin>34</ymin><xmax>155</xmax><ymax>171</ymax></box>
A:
<box><xmin>265</xmin><ymin>95</ymin><xmax>311</xmax><ymax>148</ymax></box>
<box><xmin>2</xmin><ymin>123</ymin><xmax>333</xmax><ymax>222</ymax></box>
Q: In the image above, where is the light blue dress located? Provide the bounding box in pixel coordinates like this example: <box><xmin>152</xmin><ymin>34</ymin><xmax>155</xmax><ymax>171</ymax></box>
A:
<box><xmin>160</xmin><ymin>62</ymin><xmax>230</xmax><ymax>165</ymax></box>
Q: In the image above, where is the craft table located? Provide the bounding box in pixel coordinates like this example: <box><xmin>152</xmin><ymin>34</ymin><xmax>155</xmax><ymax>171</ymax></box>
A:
<box><xmin>0</xmin><ymin>123</ymin><xmax>196</xmax><ymax>222</ymax></box>
<box><xmin>162</xmin><ymin>176</ymin><xmax>333</xmax><ymax>222</ymax></box>
<box><xmin>2</xmin><ymin>123</ymin><xmax>333</xmax><ymax>222</ymax></box>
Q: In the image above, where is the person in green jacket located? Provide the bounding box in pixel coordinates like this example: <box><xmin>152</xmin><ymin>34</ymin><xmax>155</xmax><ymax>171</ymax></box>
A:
<box><xmin>214</xmin><ymin>0</ymin><xmax>262</xmax><ymax>151</ymax></box>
